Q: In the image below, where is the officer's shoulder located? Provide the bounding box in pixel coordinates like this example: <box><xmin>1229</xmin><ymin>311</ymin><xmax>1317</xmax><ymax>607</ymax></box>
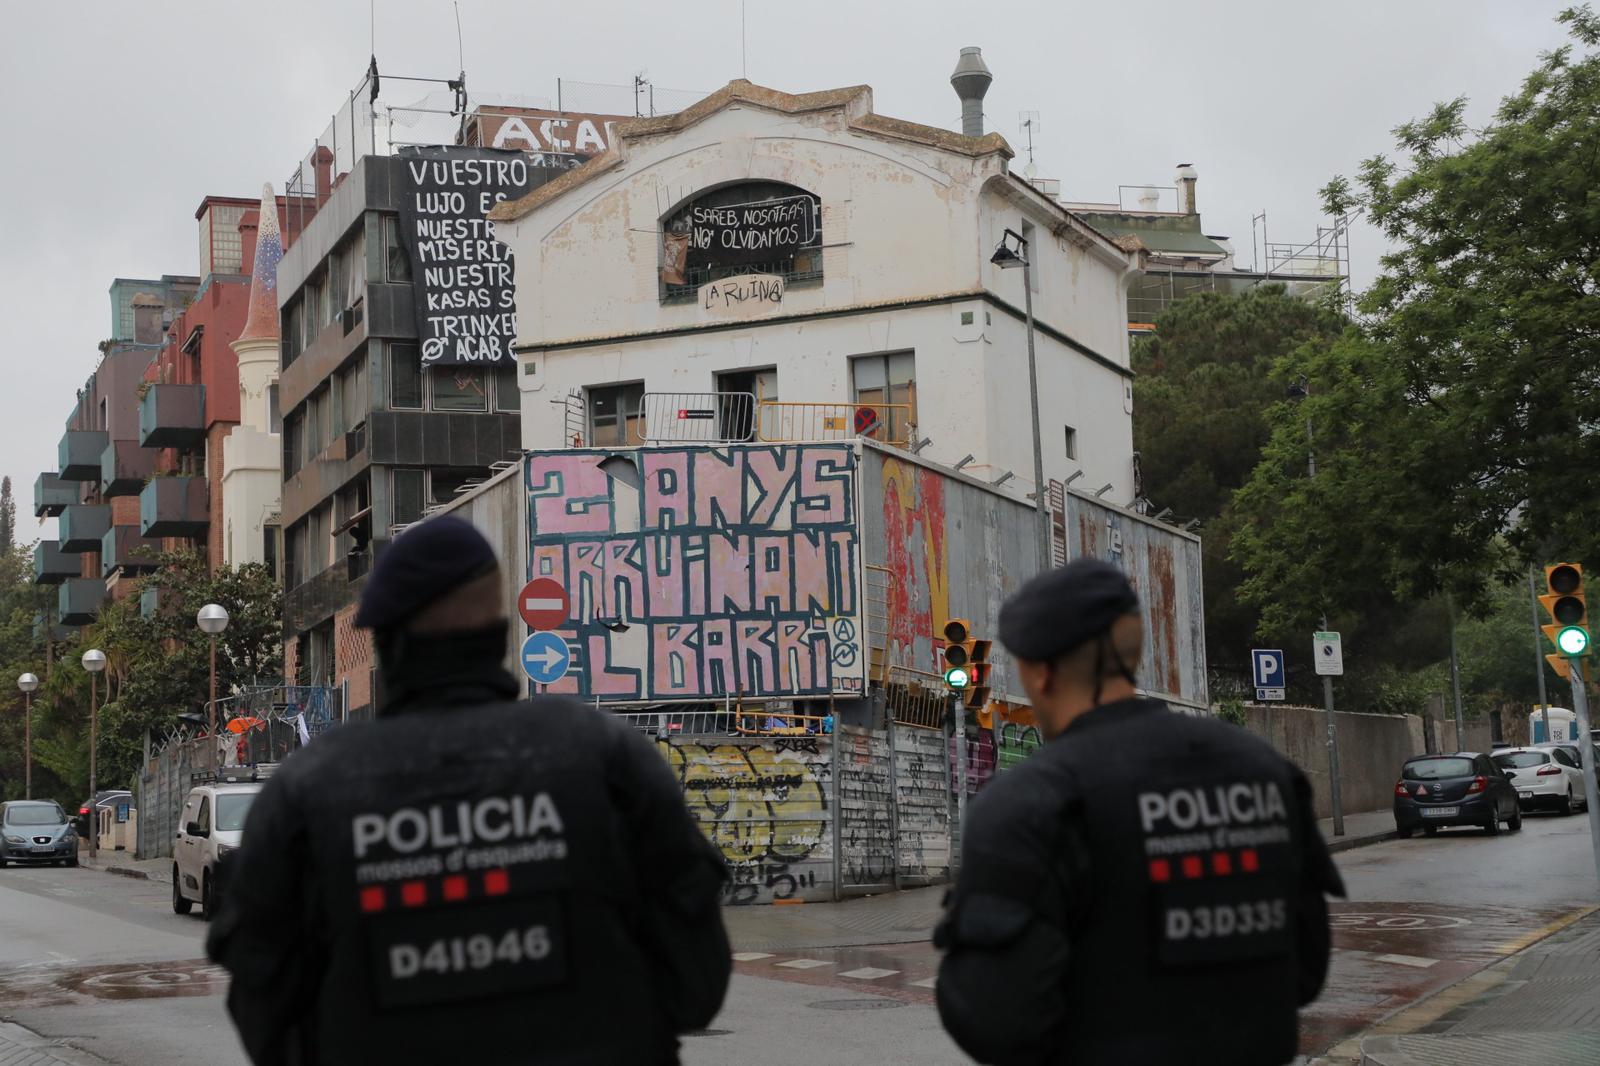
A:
<box><xmin>965</xmin><ymin>747</ymin><xmax>1076</xmax><ymax>841</ymax></box>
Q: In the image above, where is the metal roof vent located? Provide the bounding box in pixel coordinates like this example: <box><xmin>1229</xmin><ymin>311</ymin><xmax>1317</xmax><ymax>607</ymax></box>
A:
<box><xmin>951</xmin><ymin>47</ymin><xmax>992</xmax><ymax>139</ymax></box>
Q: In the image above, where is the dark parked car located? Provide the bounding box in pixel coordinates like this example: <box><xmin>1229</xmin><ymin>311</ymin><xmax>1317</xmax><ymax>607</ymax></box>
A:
<box><xmin>0</xmin><ymin>800</ymin><xmax>79</xmax><ymax>866</ymax></box>
<box><xmin>74</xmin><ymin>790</ymin><xmax>131</xmax><ymax>838</ymax></box>
<box><xmin>1393</xmin><ymin>752</ymin><xmax>1521</xmax><ymax>837</ymax></box>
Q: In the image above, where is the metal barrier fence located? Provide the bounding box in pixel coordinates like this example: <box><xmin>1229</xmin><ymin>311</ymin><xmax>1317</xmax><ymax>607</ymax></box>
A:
<box><xmin>757</xmin><ymin>400</ymin><xmax>913</xmax><ymax>446</ymax></box>
<box><xmin>639</xmin><ymin>391</ymin><xmax>756</xmax><ymax>444</ymax></box>
<box><xmin>886</xmin><ymin>666</ymin><xmax>950</xmax><ymax>730</ymax></box>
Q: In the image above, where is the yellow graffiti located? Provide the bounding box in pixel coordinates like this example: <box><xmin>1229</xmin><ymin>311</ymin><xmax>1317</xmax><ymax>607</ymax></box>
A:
<box><xmin>659</xmin><ymin>740</ymin><xmax>827</xmax><ymax>866</ymax></box>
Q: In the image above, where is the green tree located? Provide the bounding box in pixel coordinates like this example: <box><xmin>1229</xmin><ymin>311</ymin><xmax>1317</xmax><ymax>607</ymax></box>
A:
<box><xmin>1132</xmin><ymin>285</ymin><xmax>1344</xmax><ymax>677</ymax></box>
<box><xmin>0</xmin><ymin>477</ymin><xmax>14</xmax><ymax>554</ymax></box>
<box><xmin>1235</xmin><ymin>6</ymin><xmax>1600</xmax><ymax>635</ymax></box>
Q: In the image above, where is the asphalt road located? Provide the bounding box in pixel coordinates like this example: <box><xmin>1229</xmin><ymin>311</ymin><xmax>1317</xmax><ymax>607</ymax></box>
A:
<box><xmin>0</xmin><ymin>811</ymin><xmax>1595</xmax><ymax>1065</ymax></box>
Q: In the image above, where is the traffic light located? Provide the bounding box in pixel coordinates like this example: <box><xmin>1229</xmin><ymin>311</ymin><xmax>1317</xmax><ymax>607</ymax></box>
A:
<box><xmin>940</xmin><ymin>617</ymin><xmax>993</xmax><ymax>709</ymax></box>
<box><xmin>942</xmin><ymin>618</ymin><xmax>973</xmax><ymax>690</ymax></box>
<box><xmin>963</xmin><ymin>637</ymin><xmax>993</xmax><ymax>710</ymax></box>
<box><xmin>1540</xmin><ymin>563</ymin><xmax>1590</xmax><ymax>679</ymax></box>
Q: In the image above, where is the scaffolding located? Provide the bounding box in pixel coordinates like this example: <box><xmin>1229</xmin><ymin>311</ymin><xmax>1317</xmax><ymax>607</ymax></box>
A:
<box><xmin>283</xmin><ymin>66</ymin><xmax>708</xmax><ymax>240</ymax></box>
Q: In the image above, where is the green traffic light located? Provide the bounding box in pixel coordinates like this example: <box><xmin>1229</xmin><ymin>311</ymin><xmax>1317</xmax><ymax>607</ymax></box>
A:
<box><xmin>1557</xmin><ymin>625</ymin><xmax>1590</xmax><ymax>656</ymax></box>
<box><xmin>945</xmin><ymin>666</ymin><xmax>971</xmax><ymax>689</ymax></box>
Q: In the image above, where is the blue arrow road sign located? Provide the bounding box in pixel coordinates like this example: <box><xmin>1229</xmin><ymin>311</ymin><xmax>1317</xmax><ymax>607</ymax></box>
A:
<box><xmin>520</xmin><ymin>631</ymin><xmax>571</xmax><ymax>685</ymax></box>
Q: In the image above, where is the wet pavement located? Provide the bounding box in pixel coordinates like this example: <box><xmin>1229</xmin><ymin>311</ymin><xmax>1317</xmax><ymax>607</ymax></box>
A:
<box><xmin>1</xmin><ymin>810</ymin><xmax>1596</xmax><ymax>1064</ymax></box>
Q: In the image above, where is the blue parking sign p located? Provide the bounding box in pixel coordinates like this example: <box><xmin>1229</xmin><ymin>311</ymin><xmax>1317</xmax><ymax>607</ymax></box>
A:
<box><xmin>1251</xmin><ymin>649</ymin><xmax>1284</xmax><ymax>688</ymax></box>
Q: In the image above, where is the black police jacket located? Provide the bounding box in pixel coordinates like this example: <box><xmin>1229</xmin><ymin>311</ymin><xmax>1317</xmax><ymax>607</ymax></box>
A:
<box><xmin>207</xmin><ymin>692</ymin><xmax>731</xmax><ymax>1065</ymax></box>
<box><xmin>935</xmin><ymin>698</ymin><xmax>1344</xmax><ymax>1066</ymax></box>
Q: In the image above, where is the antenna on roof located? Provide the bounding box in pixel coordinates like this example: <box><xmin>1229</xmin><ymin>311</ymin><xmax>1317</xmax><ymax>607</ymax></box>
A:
<box><xmin>742</xmin><ymin>1</ymin><xmax>748</xmax><ymax>80</ymax></box>
<box><xmin>1019</xmin><ymin>111</ymin><xmax>1041</xmax><ymax>180</ymax></box>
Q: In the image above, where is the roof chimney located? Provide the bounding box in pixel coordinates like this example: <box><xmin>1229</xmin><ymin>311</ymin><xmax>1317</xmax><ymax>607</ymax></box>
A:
<box><xmin>1175</xmin><ymin>163</ymin><xmax>1198</xmax><ymax>215</ymax></box>
<box><xmin>951</xmin><ymin>47</ymin><xmax>992</xmax><ymax>139</ymax></box>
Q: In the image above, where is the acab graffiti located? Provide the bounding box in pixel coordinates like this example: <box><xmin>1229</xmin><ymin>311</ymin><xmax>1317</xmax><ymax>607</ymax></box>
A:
<box><xmin>658</xmin><ymin>736</ymin><xmax>831</xmax><ymax>905</ymax></box>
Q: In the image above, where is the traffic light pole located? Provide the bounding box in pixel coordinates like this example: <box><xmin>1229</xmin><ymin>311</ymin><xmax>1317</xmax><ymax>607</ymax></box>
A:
<box><xmin>1530</xmin><ymin>567</ymin><xmax>1552</xmax><ymax>742</ymax></box>
<box><xmin>1563</xmin><ymin>658</ymin><xmax>1600</xmax><ymax>884</ymax></box>
<box><xmin>1322</xmin><ymin>614</ymin><xmax>1344</xmax><ymax>837</ymax></box>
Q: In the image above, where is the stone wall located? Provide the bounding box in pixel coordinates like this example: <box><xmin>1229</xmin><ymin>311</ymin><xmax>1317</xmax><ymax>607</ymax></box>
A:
<box><xmin>1242</xmin><ymin>704</ymin><xmax>1426</xmax><ymax>819</ymax></box>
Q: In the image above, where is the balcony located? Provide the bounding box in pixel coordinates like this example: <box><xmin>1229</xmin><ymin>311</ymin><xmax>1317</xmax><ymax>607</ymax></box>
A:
<box><xmin>100</xmin><ymin>440</ymin><xmax>157</xmax><ymax>497</ymax></box>
<box><xmin>140</xmin><ymin>476</ymin><xmax>208</xmax><ymax>537</ymax></box>
<box><xmin>59</xmin><ymin>577</ymin><xmax>106</xmax><ymax>626</ymax></box>
<box><xmin>101</xmin><ymin>525</ymin><xmax>163</xmax><ymax>577</ymax></box>
<box><xmin>34</xmin><ymin>473</ymin><xmax>75</xmax><ymax>517</ymax></box>
<box><xmin>59</xmin><ymin>429</ymin><xmax>110</xmax><ymax>481</ymax></box>
<box><xmin>59</xmin><ymin>504</ymin><xmax>112</xmax><ymax>553</ymax></box>
<box><xmin>32</xmin><ymin>541</ymin><xmax>78</xmax><ymax>585</ymax></box>
<box><xmin>139</xmin><ymin>383</ymin><xmax>206</xmax><ymax>448</ymax></box>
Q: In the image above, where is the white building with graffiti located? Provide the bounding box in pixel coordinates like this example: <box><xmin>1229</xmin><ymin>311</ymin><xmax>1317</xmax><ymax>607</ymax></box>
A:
<box><xmin>489</xmin><ymin>74</ymin><xmax>1144</xmax><ymax>509</ymax></box>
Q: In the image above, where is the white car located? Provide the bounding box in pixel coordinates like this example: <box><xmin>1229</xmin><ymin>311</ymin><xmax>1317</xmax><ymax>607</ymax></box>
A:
<box><xmin>1493</xmin><ymin>746</ymin><xmax>1590</xmax><ymax>816</ymax></box>
<box><xmin>173</xmin><ymin>770</ymin><xmax>268</xmax><ymax>919</ymax></box>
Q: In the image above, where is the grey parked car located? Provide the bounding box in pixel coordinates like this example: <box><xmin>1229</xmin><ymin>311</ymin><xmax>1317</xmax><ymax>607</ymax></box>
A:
<box><xmin>0</xmin><ymin>801</ymin><xmax>79</xmax><ymax>867</ymax></box>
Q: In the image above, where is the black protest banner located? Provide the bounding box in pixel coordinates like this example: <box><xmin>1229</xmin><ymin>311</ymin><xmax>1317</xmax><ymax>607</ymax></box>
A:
<box><xmin>396</xmin><ymin>146</ymin><xmax>570</xmax><ymax>367</ymax></box>
<box><xmin>687</xmin><ymin>194</ymin><xmax>817</xmax><ymax>266</ymax></box>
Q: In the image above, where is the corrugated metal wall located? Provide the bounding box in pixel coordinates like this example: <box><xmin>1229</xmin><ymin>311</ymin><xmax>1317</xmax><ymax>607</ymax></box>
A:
<box><xmin>435</xmin><ymin>462</ymin><xmax>529</xmax><ymax>682</ymax></box>
<box><xmin>136</xmin><ymin>737</ymin><xmax>219</xmax><ymax>861</ymax></box>
<box><xmin>1061</xmin><ymin>492</ymin><xmax>1208</xmax><ymax>711</ymax></box>
<box><xmin>860</xmin><ymin>441</ymin><xmax>1208</xmax><ymax>713</ymax></box>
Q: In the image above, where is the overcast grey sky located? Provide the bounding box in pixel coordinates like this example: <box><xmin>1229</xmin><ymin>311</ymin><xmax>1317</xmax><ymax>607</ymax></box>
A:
<box><xmin>0</xmin><ymin>0</ymin><xmax>1576</xmax><ymax>536</ymax></box>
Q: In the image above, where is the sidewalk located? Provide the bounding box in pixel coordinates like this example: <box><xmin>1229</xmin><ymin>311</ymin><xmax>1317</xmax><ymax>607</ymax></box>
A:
<box><xmin>74</xmin><ymin>846</ymin><xmax>165</xmax><ymax>883</ymax></box>
<box><xmin>1358</xmin><ymin>908</ymin><xmax>1600</xmax><ymax>1064</ymax></box>
<box><xmin>1321</xmin><ymin>808</ymin><xmax>1397</xmax><ymax>853</ymax></box>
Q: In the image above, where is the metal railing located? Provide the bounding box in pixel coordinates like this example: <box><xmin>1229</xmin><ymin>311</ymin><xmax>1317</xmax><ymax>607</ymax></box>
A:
<box><xmin>611</xmin><ymin>707</ymin><xmax>835</xmax><ymax>738</ymax></box>
<box><xmin>639</xmin><ymin>391</ymin><xmax>756</xmax><ymax>444</ymax></box>
<box><xmin>885</xmin><ymin>666</ymin><xmax>950</xmax><ymax>731</ymax></box>
<box><xmin>864</xmin><ymin>565</ymin><xmax>894</xmax><ymax>686</ymax></box>
<box><xmin>757</xmin><ymin>400</ymin><xmax>913</xmax><ymax>446</ymax></box>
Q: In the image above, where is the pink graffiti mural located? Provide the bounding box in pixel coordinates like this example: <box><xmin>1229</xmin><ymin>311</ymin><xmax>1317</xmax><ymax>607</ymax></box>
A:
<box><xmin>525</xmin><ymin>446</ymin><xmax>864</xmax><ymax>702</ymax></box>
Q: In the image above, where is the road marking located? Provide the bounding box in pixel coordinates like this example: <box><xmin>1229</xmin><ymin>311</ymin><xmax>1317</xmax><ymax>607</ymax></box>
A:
<box><xmin>839</xmin><ymin>967</ymin><xmax>900</xmax><ymax>980</ymax></box>
<box><xmin>776</xmin><ymin>958</ymin><xmax>832</xmax><ymax>970</ymax></box>
<box><xmin>1490</xmin><ymin>903</ymin><xmax>1600</xmax><ymax>956</ymax></box>
<box><xmin>731</xmin><ymin>952</ymin><xmax>774</xmax><ymax>962</ymax></box>
<box><xmin>909</xmin><ymin>977</ymin><xmax>938</xmax><ymax>988</ymax></box>
<box><xmin>1373</xmin><ymin>953</ymin><xmax>1437</xmax><ymax>969</ymax></box>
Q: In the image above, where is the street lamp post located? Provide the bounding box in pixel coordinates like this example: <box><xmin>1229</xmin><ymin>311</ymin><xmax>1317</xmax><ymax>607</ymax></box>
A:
<box><xmin>81</xmin><ymin>649</ymin><xmax>106</xmax><ymax>861</ymax></box>
<box><xmin>991</xmin><ymin>229</ymin><xmax>1052</xmax><ymax>571</ymax></box>
<box><xmin>197</xmin><ymin>604</ymin><xmax>230</xmax><ymax>737</ymax></box>
<box><xmin>17</xmin><ymin>673</ymin><xmax>38</xmax><ymax>800</ymax></box>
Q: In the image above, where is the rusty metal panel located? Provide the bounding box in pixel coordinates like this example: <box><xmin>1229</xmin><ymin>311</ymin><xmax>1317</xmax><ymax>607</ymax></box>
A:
<box><xmin>859</xmin><ymin>444</ymin><xmax>1039</xmax><ymax>702</ymax></box>
<box><xmin>860</xmin><ymin>442</ymin><xmax>1208</xmax><ymax>713</ymax></box>
<box><xmin>1062</xmin><ymin>491</ymin><xmax>1208</xmax><ymax>712</ymax></box>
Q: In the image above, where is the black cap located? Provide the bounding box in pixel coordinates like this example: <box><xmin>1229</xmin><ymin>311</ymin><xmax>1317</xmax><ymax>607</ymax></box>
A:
<box><xmin>998</xmin><ymin>558</ymin><xmax>1140</xmax><ymax>662</ymax></box>
<box><xmin>355</xmin><ymin>516</ymin><xmax>499</xmax><ymax>630</ymax></box>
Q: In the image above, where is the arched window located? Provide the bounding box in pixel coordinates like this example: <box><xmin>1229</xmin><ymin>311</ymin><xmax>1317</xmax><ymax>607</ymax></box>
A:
<box><xmin>660</xmin><ymin>181</ymin><xmax>822</xmax><ymax>302</ymax></box>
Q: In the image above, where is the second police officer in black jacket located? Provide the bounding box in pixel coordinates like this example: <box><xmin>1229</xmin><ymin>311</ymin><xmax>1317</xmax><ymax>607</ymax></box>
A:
<box><xmin>936</xmin><ymin>559</ymin><xmax>1344</xmax><ymax>1066</ymax></box>
<box><xmin>208</xmin><ymin>516</ymin><xmax>731</xmax><ymax>1065</ymax></box>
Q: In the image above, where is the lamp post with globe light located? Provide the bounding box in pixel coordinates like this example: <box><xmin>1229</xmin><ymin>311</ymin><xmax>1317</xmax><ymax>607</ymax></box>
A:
<box><xmin>198</xmin><ymin>604</ymin><xmax>230</xmax><ymax>736</ymax></box>
<box><xmin>16</xmin><ymin>673</ymin><xmax>38</xmax><ymax>799</ymax></box>
<box><xmin>81</xmin><ymin>649</ymin><xmax>106</xmax><ymax>860</ymax></box>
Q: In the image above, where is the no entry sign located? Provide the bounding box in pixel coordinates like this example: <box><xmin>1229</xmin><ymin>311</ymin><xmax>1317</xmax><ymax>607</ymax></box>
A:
<box><xmin>518</xmin><ymin>577</ymin><xmax>569</xmax><ymax>631</ymax></box>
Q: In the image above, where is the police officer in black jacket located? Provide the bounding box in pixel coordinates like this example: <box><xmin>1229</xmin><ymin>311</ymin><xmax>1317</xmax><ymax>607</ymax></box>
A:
<box><xmin>207</xmin><ymin>516</ymin><xmax>731</xmax><ymax>1065</ymax></box>
<box><xmin>935</xmin><ymin>559</ymin><xmax>1344</xmax><ymax>1066</ymax></box>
